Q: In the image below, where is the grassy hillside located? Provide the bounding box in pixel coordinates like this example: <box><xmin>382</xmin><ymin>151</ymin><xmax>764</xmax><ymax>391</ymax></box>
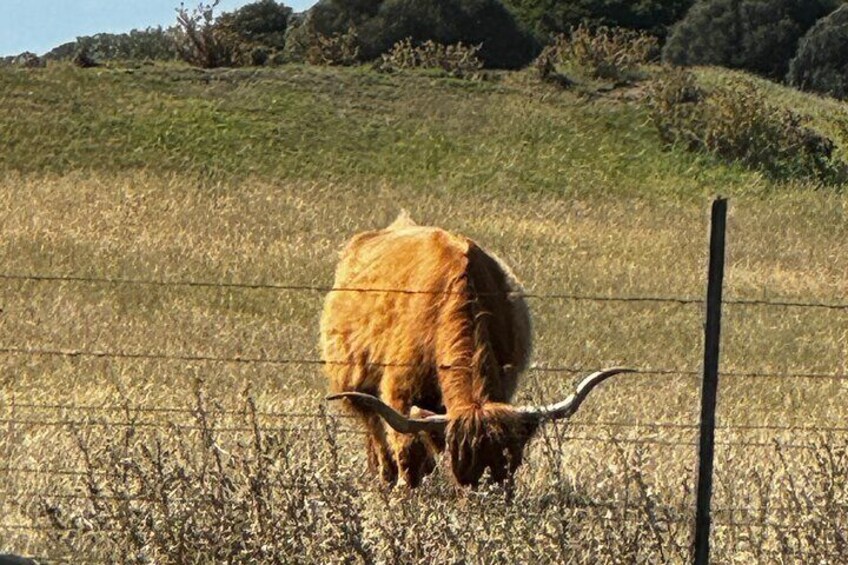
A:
<box><xmin>1</xmin><ymin>62</ymin><xmax>778</xmax><ymax>197</ymax></box>
<box><xmin>1</xmin><ymin>62</ymin><xmax>847</xmax><ymax>562</ymax></box>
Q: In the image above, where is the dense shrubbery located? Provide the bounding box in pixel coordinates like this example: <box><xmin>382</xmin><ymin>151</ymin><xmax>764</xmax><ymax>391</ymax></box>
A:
<box><xmin>662</xmin><ymin>0</ymin><xmax>840</xmax><ymax>80</ymax></box>
<box><xmin>34</xmin><ymin>388</ymin><xmax>697</xmax><ymax>563</ymax></box>
<box><xmin>30</xmin><ymin>0</ymin><xmax>847</xmax><ymax>92</ymax></box>
<box><xmin>44</xmin><ymin>28</ymin><xmax>178</xmax><ymax>63</ymax></box>
<box><xmin>40</xmin><ymin>1</ymin><xmax>291</xmax><ymax>68</ymax></box>
<box><xmin>649</xmin><ymin>68</ymin><xmax>847</xmax><ymax>184</ymax></box>
<box><xmin>215</xmin><ymin>0</ymin><xmax>292</xmax><ymax>52</ymax></box>
<box><xmin>503</xmin><ymin>0</ymin><xmax>695</xmax><ymax>40</ymax></box>
<box><xmin>535</xmin><ymin>25</ymin><xmax>657</xmax><ymax>84</ymax></box>
<box><xmin>286</xmin><ymin>0</ymin><xmax>538</xmax><ymax>69</ymax></box>
<box><xmin>787</xmin><ymin>5</ymin><xmax>848</xmax><ymax>100</ymax></box>
<box><xmin>2</xmin><ymin>52</ymin><xmax>46</xmax><ymax>68</ymax></box>
<box><xmin>303</xmin><ymin>27</ymin><xmax>361</xmax><ymax>66</ymax></box>
<box><xmin>281</xmin><ymin>1</ymin><xmax>384</xmax><ymax>64</ymax></box>
<box><xmin>174</xmin><ymin>1</ymin><xmax>239</xmax><ymax>68</ymax></box>
<box><xmin>375</xmin><ymin>38</ymin><xmax>484</xmax><ymax>79</ymax></box>
<box><xmin>173</xmin><ymin>1</ymin><xmax>294</xmax><ymax>68</ymax></box>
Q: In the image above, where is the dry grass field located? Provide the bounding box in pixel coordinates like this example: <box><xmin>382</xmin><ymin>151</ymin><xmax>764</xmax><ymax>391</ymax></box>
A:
<box><xmin>1</xmin><ymin>63</ymin><xmax>847</xmax><ymax>563</ymax></box>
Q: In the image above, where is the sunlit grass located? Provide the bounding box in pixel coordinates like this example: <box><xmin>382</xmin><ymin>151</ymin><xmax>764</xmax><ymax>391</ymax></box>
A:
<box><xmin>0</xmin><ymin>62</ymin><xmax>846</xmax><ymax>562</ymax></box>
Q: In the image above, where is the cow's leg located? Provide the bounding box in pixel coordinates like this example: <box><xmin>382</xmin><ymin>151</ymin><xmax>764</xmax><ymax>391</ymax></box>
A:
<box><xmin>326</xmin><ymin>351</ymin><xmax>398</xmax><ymax>483</ymax></box>
<box><xmin>379</xmin><ymin>386</ymin><xmax>436</xmax><ymax>487</ymax></box>
<box><xmin>362</xmin><ymin>413</ymin><xmax>397</xmax><ymax>485</ymax></box>
<box><xmin>337</xmin><ymin>397</ymin><xmax>397</xmax><ymax>485</ymax></box>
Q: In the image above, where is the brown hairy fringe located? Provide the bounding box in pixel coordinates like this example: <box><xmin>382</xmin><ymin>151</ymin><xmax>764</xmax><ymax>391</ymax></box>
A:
<box><xmin>446</xmin><ymin>402</ymin><xmax>533</xmax><ymax>484</ymax></box>
<box><xmin>437</xmin><ymin>265</ymin><xmax>505</xmax><ymax>411</ymax></box>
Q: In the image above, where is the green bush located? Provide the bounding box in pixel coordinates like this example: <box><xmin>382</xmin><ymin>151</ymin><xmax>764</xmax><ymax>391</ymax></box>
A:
<box><xmin>662</xmin><ymin>0</ymin><xmax>839</xmax><ymax>80</ymax></box>
<box><xmin>281</xmin><ymin>2</ymin><xmax>380</xmax><ymax>63</ymax></box>
<box><xmin>536</xmin><ymin>25</ymin><xmax>658</xmax><ymax>83</ymax></box>
<box><xmin>173</xmin><ymin>1</ymin><xmax>293</xmax><ymax>68</ymax></box>
<box><xmin>648</xmin><ymin>69</ymin><xmax>847</xmax><ymax>184</ymax></box>
<box><xmin>44</xmin><ymin>2</ymin><xmax>291</xmax><ymax>67</ymax></box>
<box><xmin>44</xmin><ymin>28</ymin><xmax>178</xmax><ymax>62</ymax></box>
<box><xmin>787</xmin><ymin>5</ymin><xmax>848</xmax><ymax>100</ymax></box>
<box><xmin>249</xmin><ymin>46</ymin><xmax>271</xmax><ymax>66</ymax></box>
<box><xmin>286</xmin><ymin>0</ymin><xmax>538</xmax><ymax>69</ymax></box>
<box><xmin>368</xmin><ymin>0</ymin><xmax>538</xmax><ymax>69</ymax></box>
<box><xmin>303</xmin><ymin>0</ymin><xmax>382</xmax><ymax>36</ymax></box>
<box><xmin>215</xmin><ymin>0</ymin><xmax>292</xmax><ymax>52</ymax></box>
<box><xmin>72</xmin><ymin>46</ymin><xmax>99</xmax><ymax>68</ymax></box>
<box><xmin>8</xmin><ymin>52</ymin><xmax>46</xmax><ymax>68</ymax></box>
<box><xmin>303</xmin><ymin>27</ymin><xmax>361</xmax><ymax>66</ymax></box>
<box><xmin>502</xmin><ymin>0</ymin><xmax>695</xmax><ymax>40</ymax></box>
<box><xmin>374</xmin><ymin>38</ymin><xmax>484</xmax><ymax>79</ymax></box>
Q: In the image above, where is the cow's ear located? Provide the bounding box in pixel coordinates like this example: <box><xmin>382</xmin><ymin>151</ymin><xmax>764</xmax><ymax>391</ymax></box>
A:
<box><xmin>410</xmin><ymin>406</ymin><xmax>439</xmax><ymax>419</ymax></box>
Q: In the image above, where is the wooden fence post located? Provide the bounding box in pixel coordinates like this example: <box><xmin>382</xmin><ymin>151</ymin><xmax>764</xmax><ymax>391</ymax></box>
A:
<box><xmin>694</xmin><ymin>198</ymin><xmax>728</xmax><ymax>564</ymax></box>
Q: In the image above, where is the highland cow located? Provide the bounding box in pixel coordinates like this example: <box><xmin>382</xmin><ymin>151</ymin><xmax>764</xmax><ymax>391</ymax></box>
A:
<box><xmin>321</xmin><ymin>213</ymin><xmax>630</xmax><ymax>487</ymax></box>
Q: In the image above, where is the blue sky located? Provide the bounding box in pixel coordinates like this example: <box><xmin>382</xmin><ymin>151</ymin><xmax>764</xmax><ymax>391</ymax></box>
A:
<box><xmin>1</xmin><ymin>0</ymin><xmax>317</xmax><ymax>56</ymax></box>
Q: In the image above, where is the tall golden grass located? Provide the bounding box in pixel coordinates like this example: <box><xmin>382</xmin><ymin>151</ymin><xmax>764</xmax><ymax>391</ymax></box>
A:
<box><xmin>1</xmin><ymin>171</ymin><xmax>846</xmax><ymax>562</ymax></box>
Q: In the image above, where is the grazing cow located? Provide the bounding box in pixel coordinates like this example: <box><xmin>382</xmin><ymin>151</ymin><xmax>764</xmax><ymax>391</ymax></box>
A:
<box><xmin>321</xmin><ymin>212</ymin><xmax>630</xmax><ymax>487</ymax></box>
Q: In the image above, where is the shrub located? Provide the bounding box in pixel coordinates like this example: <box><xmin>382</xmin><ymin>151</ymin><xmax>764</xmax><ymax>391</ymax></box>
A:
<box><xmin>375</xmin><ymin>38</ymin><xmax>484</xmax><ymax>79</ymax></box>
<box><xmin>45</xmin><ymin>28</ymin><xmax>178</xmax><ymax>63</ymax></box>
<box><xmin>536</xmin><ymin>25</ymin><xmax>658</xmax><ymax>83</ymax></box>
<box><xmin>366</xmin><ymin>0</ymin><xmax>539</xmax><ymax>69</ymax></box>
<box><xmin>72</xmin><ymin>46</ymin><xmax>99</xmax><ymax>68</ymax></box>
<box><xmin>38</xmin><ymin>391</ymin><xmax>378</xmax><ymax>563</ymax></box>
<box><xmin>11</xmin><ymin>52</ymin><xmax>46</xmax><ymax>68</ymax></box>
<box><xmin>502</xmin><ymin>0</ymin><xmax>695</xmax><ymax>40</ymax></box>
<box><xmin>215</xmin><ymin>0</ymin><xmax>292</xmax><ymax>52</ymax></box>
<box><xmin>249</xmin><ymin>46</ymin><xmax>271</xmax><ymax>66</ymax></box>
<box><xmin>123</xmin><ymin>27</ymin><xmax>180</xmax><ymax>61</ymax></box>
<box><xmin>173</xmin><ymin>1</ymin><xmax>294</xmax><ymax>67</ymax></box>
<box><xmin>648</xmin><ymin>68</ymin><xmax>847</xmax><ymax>184</ymax></box>
<box><xmin>304</xmin><ymin>0</ymin><xmax>382</xmax><ymax>36</ymax></box>
<box><xmin>174</xmin><ymin>1</ymin><xmax>239</xmax><ymax>68</ymax></box>
<box><xmin>33</xmin><ymin>388</ymin><xmax>689</xmax><ymax>563</ymax></box>
<box><xmin>662</xmin><ymin>0</ymin><xmax>840</xmax><ymax>80</ymax></box>
<box><xmin>304</xmin><ymin>27</ymin><xmax>361</xmax><ymax>66</ymax></box>
<box><xmin>287</xmin><ymin>0</ymin><xmax>538</xmax><ymax>69</ymax></box>
<box><xmin>282</xmin><ymin>6</ymin><xmax>366</xmax><ymax>63</ymax></box>
<box><xmin>787</xmin><ymin>5</ymin><xmax>848</xmax><ymax>100</ymax></box>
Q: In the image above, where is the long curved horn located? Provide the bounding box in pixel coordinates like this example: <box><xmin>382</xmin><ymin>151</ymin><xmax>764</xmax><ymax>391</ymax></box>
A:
<box><xmin>326</xmin><ymin>392</ymin><xmax>448</xmax><ymax>433</ymax></box>
<box><xmin>515</xmin><ymin>367</ymin><xmax>635</xmax><ymax>422</ymax></box>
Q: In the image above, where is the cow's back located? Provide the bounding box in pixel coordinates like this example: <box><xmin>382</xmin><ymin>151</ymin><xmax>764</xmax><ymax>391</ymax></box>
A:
<box><xmin>320</xmin><ymin>217</ymin><xmax>531</xmax><ymax>407</ymax></box>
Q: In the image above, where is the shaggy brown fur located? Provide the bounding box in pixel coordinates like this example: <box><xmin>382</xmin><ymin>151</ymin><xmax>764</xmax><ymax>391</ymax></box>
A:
<box><xmin>320</xmin><ymin>213</ymin><xmax>534</xmax><ymax>486</ymax></box>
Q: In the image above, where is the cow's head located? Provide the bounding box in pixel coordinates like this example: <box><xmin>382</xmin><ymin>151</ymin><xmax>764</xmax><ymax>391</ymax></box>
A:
<box><xmin>444</xmin><ymin>402</ymin><xmax>536</xmax><ymax>486</ymax></box>
<box><xmin>328</xmin><ymin>367</ymin><xmax>633</xmax><ymax>486</ymax></box>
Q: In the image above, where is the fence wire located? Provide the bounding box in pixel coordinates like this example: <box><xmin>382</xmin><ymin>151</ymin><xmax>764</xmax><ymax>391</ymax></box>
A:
<box><xmin>2</xmin><ymin>267</ymin><xmax>847</xmax><ymax>558</ymax></box>
<box><xmin>4</xmin><ymin>270</ymin><xmax>848</xmax><ymax>310</ymax></box>
<box><xmin>5</xmin><ymin>402</ymin><xmax>848</xmax><ymax>434</ymax></box>
<box><xmin>0</xmin><ymin>418</ymin><xmax>830</xmax><ymax>451</ymax></box>
<box><xmin>2</xmin><ymin>345</ymin><xmax>846</xmax><ymax>382</ymax></box>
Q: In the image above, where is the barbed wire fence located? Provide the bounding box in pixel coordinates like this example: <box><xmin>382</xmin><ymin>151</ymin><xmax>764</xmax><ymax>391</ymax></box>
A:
<box><xmin>1</xmin><ymin>199</ymin><xmax>847</xmax><ymax>562</ymax></box>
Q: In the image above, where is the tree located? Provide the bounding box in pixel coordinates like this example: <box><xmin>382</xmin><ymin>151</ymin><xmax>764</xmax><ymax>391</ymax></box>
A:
<box><xmin>501</xmin><ymin>0</ymin><xmax>695</xmax><ymax>40</ymax></box>
<box><xmin>662</xmin><ymin>0</ymin><xmax>840</xmax><ymax>80</ymax></box>
<box><xmin>787</xmin><ymin>5</ymin><xmax>848</xmax><ymax>99</ymax></box>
